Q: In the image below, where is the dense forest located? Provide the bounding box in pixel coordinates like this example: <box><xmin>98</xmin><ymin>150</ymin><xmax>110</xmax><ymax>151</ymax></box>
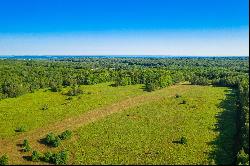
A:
<box><xmin>0</xmin><ymin>56</ymin><xmax>249</xmax><ymax>164</ymax></box>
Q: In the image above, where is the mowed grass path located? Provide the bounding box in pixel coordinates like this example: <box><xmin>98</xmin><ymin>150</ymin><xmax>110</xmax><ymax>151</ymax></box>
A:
<box><xmin>0</xmin><ymin>83</ymin><xmax>144</xmax><ymax>138</ymax></box>
<box><xmin>64</xmin><ymin>85</ymin><xmax>236</xmax><ymax>165</ymax></box>
<box><xmin>0</xmin><ymin>84</ymin><xmax>236</xmax><ymax>165</ymax></box>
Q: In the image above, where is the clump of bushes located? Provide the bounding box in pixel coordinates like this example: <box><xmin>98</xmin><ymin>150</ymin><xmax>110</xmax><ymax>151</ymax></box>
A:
<box><xmin>66</xmin><ymin>86</ymin><xmax>83</xmax><ymax>96</ymax></box>
<box><xmin>29</xmin><ymin>150</ymin><xmax>69</xmax><ymax>165</ymax></box>
<box><xmin>43</xmin><ymin>130</ymin><xmax>73</xmax><ymax>147</ymax></box>
<box><xmin>50</xmin><ymin>84</ymin><xmax>63</xmax><ymax>92</ymax></box>
<box><xmin>48</xmin><ymin>150</ymin><xmax>69</xmax><ymax>165</ymax></box>
<box><xmin>15</xmin><ymin>126</ymin><xmax>26</xmax><ymax>132</ymax></box>
<box><xmin>58</xmin><ymin>130</ymin><xmax>72</xmax><ymax>140</ymax></box>
<box><xmin>180</xmin><ymin>136</ymin><xmax>188</xmax><ymax>144</ymax></box>
<box><xmin>0</xmin><ymin>154</ymin><xmax>8</xmax><ymax>165</ymax></box>
<box><xmin>44</xmin><ymin>133</ymin><xmax>61</xmax><ymax>147</ymax></box>
<box><xmin>22</xmin><ymin>139</ymin><xmax>31</xmax><ymax>152</ymax></box>
<box><xmin>31</xmin><ymin>151</ymin><xmax>42</xmax><ymax>162</ymax></box>
<box><xmin>43</xmin><ymin>151</ymin><xmax>53</xmax><ymax>162</ymax></box>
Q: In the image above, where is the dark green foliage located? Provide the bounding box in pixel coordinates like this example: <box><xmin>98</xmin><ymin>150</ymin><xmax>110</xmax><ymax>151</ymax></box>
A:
<box><xmin>45</xmin><ymin>132</ymin><xmax>56</xmax><ymax>144</ymax></box>
<box><xmin>180</xmin><ymin>136</ymin><xmax>188</xmax><ymax>144</ymax></box>
<box><xmin>52</xmin><ymin>150</ymin><xmax>69</xmax><ymax>165</ymax></box>
<box><xmin>22</xmin><ymin>139</ymin><xmax>31</xmax><ymax>152</ymax></box>
<box><xmin>0</xmin><ymin>154</ymin><xmax>8</xmax><ymax>165</ymax></box>
<box><xmin>50</xmin><ymin>84</ymin><xmax>63</xmax><ymax>92</ymax></box>
<box><xmin>59</xmin><ymin>130</ymin><xmax>72</xmax><ymax>140</ymax></box>
<box><xmin>43</xmin><ymin>151</ymin><xmax>53</xmax><ymax>162</ymax></box>
<box><xmin>42</xmin><ymin>150</ymin><xmax>69</xmax><ymax>165</ymax></box>
<box><xmin>31</xmin><ymin>151</ymin><xmax>41</xmax><ymax>162</ymax></box>
<box><xmin>144</xmin><ymin>71</ymin><xmax>173</xmax><ymax>92</ymax></box>
<box><xmin>52</xmin><ymin>136</ymin><xmax>61</xmax><ymax>147</ymax></box>
<box><xmin>236</xmin><ymin>77</ymin><xmax>249</xmax><ymax>164</ymax></box>
<box><xmin>190</xmin><ymin>76</ymin><xmax>210</xmax><ymax>86</ymax></box>
<box><xmin>66</xmin><ymin>86</ymin><xmax>83</xmax><ymax>96</ymax></box>
<box><xmin>44</xmin><ymin>131</ymin><xmax>73</xmax><ymax>148</ymax></box>
<box><xmin>44</xmin><ymin>133</ymin><xmax>61</xmax><ymax>147</ymax></box>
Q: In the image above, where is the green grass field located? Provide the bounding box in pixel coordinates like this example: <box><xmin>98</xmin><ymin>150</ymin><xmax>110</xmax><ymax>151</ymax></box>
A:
<box><xmin>0</xmin><ymin>83</ymin><xmax>144</xmax><ymax>138</ymax></box>
<box><xmin>64</xmin><ymin>85</ymin><xmax>236</xmax><ymax>165</ymax></box>
<box><xmin>0</xmin><ymin>83</ymin><xmax>237</xmax><ymax>165</ymax></box>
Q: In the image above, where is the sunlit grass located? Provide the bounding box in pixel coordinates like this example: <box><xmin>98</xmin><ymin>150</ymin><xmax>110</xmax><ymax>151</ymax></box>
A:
<box><xmin>0</xmin><ymin>83</ymin><xmax>144</xmax><ymax>138</ymax></box>
<box><xmin>65</xmin><ymin>85</ymin><xmax>236</xmax><ymax>165</ymax></box>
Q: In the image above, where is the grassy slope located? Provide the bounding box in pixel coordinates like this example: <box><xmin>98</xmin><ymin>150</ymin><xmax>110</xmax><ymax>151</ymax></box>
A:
<box><xmin>64</xmin><ymin>85</ymin><xmax>237</xmax><ymax>165</ymax></box>
<box><xmin>0</xmin><ymin>83</ymin><xmax>144</xmax><ymax>138</ymax></box>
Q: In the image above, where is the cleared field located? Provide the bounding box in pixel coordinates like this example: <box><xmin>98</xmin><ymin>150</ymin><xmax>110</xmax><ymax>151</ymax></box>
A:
<box><xmin>64</xmin><ymin>85</ymin><xmax>237</xmax><ymax>165</ymax></box>
<box><xmin>0</xmin><ymin>83</ymin><xmax>144</xmax><ymax>138</ymax></box>
<box><xmin>0</xmin><ymin>84</ymin><xmax>237</xmax><ymax>165</ymax></box>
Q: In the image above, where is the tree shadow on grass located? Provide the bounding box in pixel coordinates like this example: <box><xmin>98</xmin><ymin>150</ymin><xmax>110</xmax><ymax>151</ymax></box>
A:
<box><xmin>207</xmin><ymin>89</ymin><xmax>238</xmax><ymax>165</ymax></box>
<box><xmin>22</xmin><ymin>155</ymin><xmax>32</xmax><ymax>161</ymax></box>
<box><xmin>37</xmin><ymin>138</ymin><xmax>53</xmax><ymax>148</ymax></box>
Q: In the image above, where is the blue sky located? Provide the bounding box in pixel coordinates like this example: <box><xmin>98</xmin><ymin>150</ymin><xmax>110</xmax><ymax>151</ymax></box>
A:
<box><xmin>0</xmin><ymin>0</ymin><xmax>249</xmax><ymax>56</ymax></box>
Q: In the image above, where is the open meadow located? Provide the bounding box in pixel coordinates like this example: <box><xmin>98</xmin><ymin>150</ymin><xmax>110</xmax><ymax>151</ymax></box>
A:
<box><xmin>0</xmin><ymin>83</ymin><xmax>237</xmax><ymax>165</ymax></box>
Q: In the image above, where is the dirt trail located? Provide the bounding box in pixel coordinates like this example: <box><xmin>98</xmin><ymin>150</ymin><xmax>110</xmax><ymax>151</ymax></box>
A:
<box><xmin>0</xmin><ymin>85</ymin><xmax>190</xmax><ymax>164</ymax></box>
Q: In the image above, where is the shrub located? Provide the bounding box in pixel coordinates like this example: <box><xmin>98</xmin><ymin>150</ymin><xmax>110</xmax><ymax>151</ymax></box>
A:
<box><xmin>237</xmin><ymin>149</ymin><xmax>249</xmax><ymax>165</ymax></box>
<box><xmin>22</xmin><ymin>139</ymin><xmax>31</xmax><ymax>152</ymax></box>
<box><xmin>43</xmin><ymin>150</ymin><xmax>68</xmax><ymax>164</ymax></box>
<box><xmin>45</xmin><ymin>132</ymin><xmax>56</xmax><ymax>144</ymax></box>
<box><xmin>0</xmin><ymin>154</ymin><xmax>8</xmax><ymax>165</ymax></box>
<box><xmin>31</xmin><ymin>151</ymin><xmax>41</xmax><ymax>162</ymax></box>
<box><xmin>180</xmin><ymin>136</ymin><xmax>188</xmax><ymax>144</ymax></box>
<box><xmin>52</xmin><ymin>136</ymin><xmax>61</xmax><ymax>147</ymax></box>
<box><xmin>51</xmin><ymin>150</ymin><xmax>69</xmax><ymax>165</ymax></box>
<box><xmin>44</xmin><ymin>133</ymin><xmax>61</xmax><ymax>147</ymax></box>
<box><xmin>43</xmin><ymin>151</ymin><xmax>53</xmax><ymax>163</ymax></box>
<box><xmin>66</xmin><ymin>87</ymin><xmax>83</xmax><ymax>96</ymax></box>
<box><xmin>15</xmin><ymin>126</ymin><xmax>26</xmax><ymax>132</ymax></box>
<box><xmin>59</xmin><ymin>130</ymin><xmax>72</xmax><ymax>140</ymax></box>
<box><xmin>50</xmin><ymin>84</ymin><xmax>62</xmax><ymax>92</ymax></box>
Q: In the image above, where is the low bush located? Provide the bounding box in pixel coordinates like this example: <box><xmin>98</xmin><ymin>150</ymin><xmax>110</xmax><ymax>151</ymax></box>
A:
<box><xmin>66</xmin><ymin>86</ymin><xmax>83</xmax><ymax>96</ymax></box>
<box><xmin>0</xmin><ymin>154</ymin><xmax>8</xmax><ymax>165</ymax></box>
<box><xmin>43</xmin><ymin>151</ymin><xmax>53</xmax><ymax>163</ymax></box>
<box><xmin>52</xmin><ymin>150</ymin><xmax>69</xmax><ymax>165</ymax></box>
<box><xmin>44</xmin><ymin>133</ymin><xmax>61</xmax><ymax>147</ymax></box>
<box><xmin>237</xmin><ymin>149</ymin><xmax>249</xmax><ymax>165</ymax></box>
<box><xmin>180</xmin><ymin>136</ymin><xmax>188</xmax><ymax>144</ymax></box>
<box><xmin>43</xmin><ymin>150</ymin><xmax>69</xmax><ymax>165</ymax></box>
<box><xmin>22</xmin><ymin>139</ymin><xmax>31</xmax><ymax>152</ymax></box>
<box><xmin>31</xmin><ymin>151</ymin><xmax>41</xmax><ymax>162</ymax></box>
<box><xmin>50</xmin><ymin>84</ymin><xmax>63</xmax><ymax>92</ymax></box>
